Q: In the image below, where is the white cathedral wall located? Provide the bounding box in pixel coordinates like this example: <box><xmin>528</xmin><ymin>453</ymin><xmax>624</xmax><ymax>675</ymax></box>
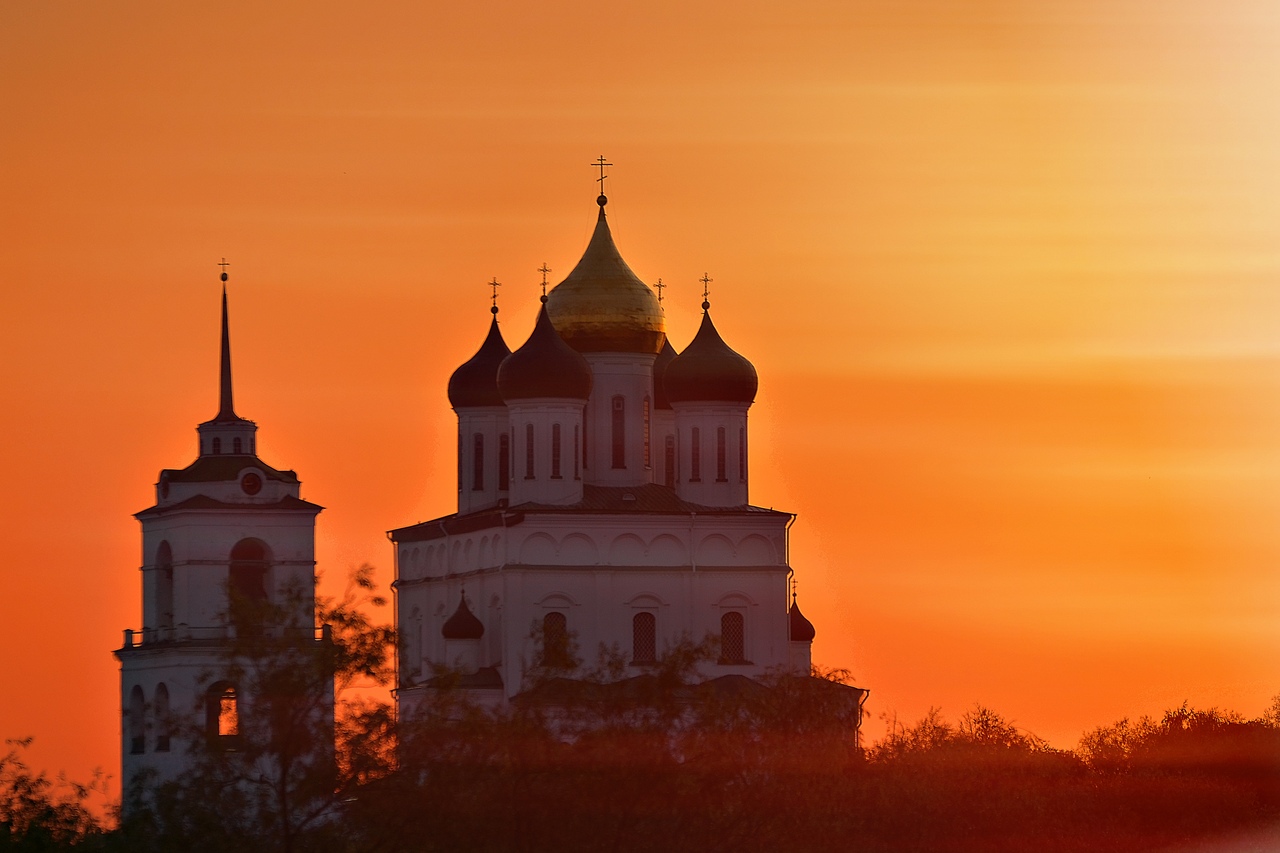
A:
<box><xmin>454</xmin><ymin>406</ymin><xmax>508</xmax><ymax>515</ymax></box>
<box><xmin>581</xmin><ymin>352</ymin><xmax>657</xmax><ymax>487</ymax></box>
<box><xmin>506</xmin><ymin>400</ymin><xmax>585</xmax><ymax>506</ymax></box>
<box><xmin>140</xmin><ymin>510</ymin><xmax>317</xmax><ymax>634</ymax></box>
<box><xmin>672</xmin><ymin>403</ymin><xmax>749</xmax><ymax>507</ymax></box>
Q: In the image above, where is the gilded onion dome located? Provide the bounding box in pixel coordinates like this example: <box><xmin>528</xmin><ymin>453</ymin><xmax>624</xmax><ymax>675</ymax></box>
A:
<box><xmin>497</xmin><ymin>301</ymin><xmax>593</xmax><ymax>401</ymax></box>
<box><xmin>447</xmin><ymin>311</ymin><xmax>511</xmax><ymax>408</ymax></box>
<box><xmin>789</xmin><ymin>594</ymin><xmax>816</xmax><ymax>642</ymax></box>
<box><xmin>442</xmin><ymin>593</ymin><xmax>485</xmax><ymax>640</ymax></box>
<box><xmin>663</xmin><ymin>308</ymin><xmax>758</xmax><ymax>405</ymax></box>
<box><xmin>652</xmin><ymin>336</ymin><xmax>679</xmax><ymax>410</ymax></box>
<box><xmin>545</xmin><ymin>200</ymin><xmax>666</xmax><ymax>354</ymax></box>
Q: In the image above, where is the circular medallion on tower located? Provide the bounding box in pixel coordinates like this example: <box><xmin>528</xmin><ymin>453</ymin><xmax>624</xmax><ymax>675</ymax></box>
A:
<box><xmin>545</xmin><ymin>207</ymin><xmax>665</xmax><ymax>354</ymax></box>
<box><xmin>241</xmin><ymin>471</ymin><xmax>263</xmax><ymax>496</ymax></box>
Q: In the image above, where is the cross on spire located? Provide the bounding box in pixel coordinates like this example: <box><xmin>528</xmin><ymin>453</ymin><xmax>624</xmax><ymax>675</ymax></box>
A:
<box><xmin>699</xmin><ymin>272</ymin><xmax>713</xmax><ymax>310</ymax></box>
<box><xmin>218</xmin><ymin>257</ymin><xmax>230</xmax><ymax>283</ymax></box>
<box><xmin>488</xmin><ymin>277</ymin><xmax>501</xmax><ymax>311</ymax></box>
<box><xmin>538</xmin><ymin>263</ymin><xmax>551</xmax><ymax>298</ymax></box>
<box><xmin>654</xmin><ymin>278</ymin><xmax>665</xmax><ymax>303</ymax></box>
<box><xmin>592</xmin><ymin>155</ymin><xmax>612</xmax><ymax>203</ymax></box>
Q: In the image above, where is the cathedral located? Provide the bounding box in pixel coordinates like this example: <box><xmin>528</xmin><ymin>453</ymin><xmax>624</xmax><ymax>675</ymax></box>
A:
<box><xmin>392</xmin><ymin>186</ymin><xmax>821</xmax><ymax>708</ymax></box>
<box><xmin>114</xmin><ymin>174</ymin><xmax>854</xmax><ymax>792</ymax></box>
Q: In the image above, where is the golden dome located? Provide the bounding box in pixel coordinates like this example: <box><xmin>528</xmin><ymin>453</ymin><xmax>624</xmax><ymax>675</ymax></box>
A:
<box><xmin>545</xmin><ymin>202</ymin><xmax>666</xmax><ymax>354</ymax></box>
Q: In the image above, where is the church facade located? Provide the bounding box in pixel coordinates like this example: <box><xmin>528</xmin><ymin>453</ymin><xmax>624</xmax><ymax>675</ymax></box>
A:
<box><xmin>391</xmin><ymin>189</ymin><xmax>818</xmax><ymax>708</ymax></box>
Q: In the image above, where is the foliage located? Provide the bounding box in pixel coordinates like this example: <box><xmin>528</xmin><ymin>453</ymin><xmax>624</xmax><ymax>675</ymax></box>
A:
<box><xmin>0</xmin><ymin>738</ymin><xmax>107</xmax><ymax>850</ymax></box>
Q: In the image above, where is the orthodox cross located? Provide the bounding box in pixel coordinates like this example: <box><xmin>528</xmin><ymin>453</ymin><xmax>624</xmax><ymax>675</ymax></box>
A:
<box><xmin>218</xmin><ymin>257</ymin><xmax>230</xmax><ymax>282</ymax></box>
<box><xmin>592</xmin><ymin>155</ymin><xmax>612</xmax><ymax>193</ymax></box>
<box><xmin>654</xmin><ymin>278</ymin><xmax>665</xmax><ymax>303</ymax></box>
<box><xmin>700</xmin><ymin>273</ymin><xmax>713</xmax><ymax>302</ymax></box>
<box><xmin>538</xmin><ymin>263</ymin><xmax>551</xmax><ymax>298</ymax></box>
<box><xmin>488</xmin><ymin>277</ymin><xmax>501</xmax><ymax>308</ymax></box>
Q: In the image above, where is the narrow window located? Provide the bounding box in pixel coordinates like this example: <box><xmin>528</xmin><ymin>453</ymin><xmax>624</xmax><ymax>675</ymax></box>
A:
<box><xmin>128</xmin><ymin>685</ymin><xmax>146</xmax><ymax>755</ymax></box>
<box><xmin>720</xmin><ymin>612</ymin><xmax>745</xmax><ymax>664</ymax></box>
<box><xmin>690</xmin><ymin>427</ymin><xmax>701</xmax><ymax>482</ymax></box>
<box><xmin>229</xmin><ymin>539</ymin><xmax>268</xmax><ymax>634</ymax></box>
<box><xmin>156</xmin><ymin>541</ymin><xmax>174</xmax><ymax>632</ymax></box>
<box><xmin>233</xmin><ymin>437</ymin><xmax>242</xmax><ymax>454</ymax></box>
<box><xmin>525</xmin><ymin>424</ymin><xmax>535</xmax><ymax>479</ymax></box>
<box><xmin>206</xmin><ymin>682</ymin><xmax>240</xmax><ymax>748</ymax></box>
<box><xmin>611</xmin><ymin>396</ymin><xmax>625</xmax><ymax>469</ymax></box>
<box><xmin>716</xmin><ymin>427</ymin><xmax>727</xmax><ymax>482</ymax></box>
<box><xmin>457</xmin><ymin>434</ymin><xmax>463</xmax><ymax>493</ymax></box>
<box><xmin>739</xmin><ymin>427</ymin><xmax>747</xmax><ymax>482</ymax></box>
<box><xmin>573</xmin><ymin>425</ymin><xmax>580</xmax><ymax>480</ymax></box>
<box><xmin>551</xmin><ymin>424</ymin><xmax>562</xmax><ymax>478</ymax></box>
<box><xmin>154</xmin><ymin>683</ymin><xmax>171</xmax><ymax>752</ymax></box>
<box><xmin>642</xmin><ymin>397</ymin><xmax>652</xmax><ymax>469</ymax></box>
<box><xmin>498</xmin><ymin>433</ymin><xmax>510</xmax><ymax>491</ymax></box>
<box><xmin>632</xmin><ymin>612</ymin><xmax>656</xmax><ymax>664</ymax></box>
<box><xmin>542</xmin><ymin>611</ymin><xmax>570</xmax><ymax>668</ymax></box>
<box><xmin>664</xmin><ymin>435</ymin><xmax>676</xmax><ymax>487</ymax></box>
<box><xmin>212</xmin><ymin>437</ymin><xmax>222</xmax><ymax>455</ymax></box>
<box><xmin>472</xmin><ymin>433</ymin><xmax>484</xmax><ymax>491</ymax></box>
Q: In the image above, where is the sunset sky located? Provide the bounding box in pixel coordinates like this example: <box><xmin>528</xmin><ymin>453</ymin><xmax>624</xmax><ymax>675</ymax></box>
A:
<box><xmin>3</xmin><ymin>1</ymin><xmax>1280</xmax><ymax>794</ymax></box>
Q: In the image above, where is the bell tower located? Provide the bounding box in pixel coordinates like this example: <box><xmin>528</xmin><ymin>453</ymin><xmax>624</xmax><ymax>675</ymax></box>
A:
<box><xmin>114</xmin><ymin>267</ymin><xmax>328</xmax><ymax>798</ymax></box>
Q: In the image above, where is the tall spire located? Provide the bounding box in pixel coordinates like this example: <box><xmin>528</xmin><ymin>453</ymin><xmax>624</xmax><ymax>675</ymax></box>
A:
<box><xmin>217</xmin><ymin>261</ymin><xmax>237</xmax><ymax>421</ymax></box>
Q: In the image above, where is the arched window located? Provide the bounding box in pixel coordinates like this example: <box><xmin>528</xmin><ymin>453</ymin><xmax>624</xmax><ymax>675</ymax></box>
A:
<box><xmin>719</xmin><ymin>612</ymin><xmax>746</xmax><ymax>664</ymax></box>
<box><xmin>739</xmin><ymin>427</ymin><xmax>746</xmax><ymax>482</ymax></box>
<box><xmin>156</xmin><ymin>541</ymin><xmax>174</xmax><ymax>632</ymax></box>
<box><xmin>642</xmin><ymin>397</ymin><xmax>651</xmax><ymax>469</ymax></box>
<box><xmin>690</xmin><ymin>428</ymin><xmax>701</xmax><ymax>482</ymax></box>
<box><xmin>154</xmin><ymin>683</ymin><xmax>171</xmax><ymax>752</ymax></box>
<box><xmin>664</xmin><ymin>435</ymin><xmax>676</xmax><ymax>488</ymax></box>
<box><xmin>525</xmin><ymin>423</ymin><xmax>535</xmax><ymax>479</ymax></box>
<box><xmin>611</xmin><ymin>396</ymin><xmax>625</xmax><ymax>469</ymax></box>
<box><xmin>542</xmin><ymin>611</ymin><xmax>570</xmax><ymax>668</ymax></box>
<box><xmin>499</xmin><ymin>433</ymin><xmax>510</xmax><ymax>491</ymax></box>
<box><xmin>573</xmin><ymin>425</ymin><xmax>580</xmax><ymax>480</ymax></box>
<box><xmin>206</xmin><ymin>682</ymin><xmax>240</xmax><ymax>749</ymax></box>
<box><xmin>716</xmin><ymin>426</ymin><xmax>727</xmax><ymax>482</ymax></box>
<box><xmin>551</xmin><ymin>424</ymin><xmax>562</xmax><ymax>478</ymax></box>
<box><xmin>128</xmin><ymin>685</ymin><xmax>146</xmax><ymax>755</ymax></box>
<box><xmin>233</xmin><ymin>437</ymin><xmax>243</xmax><ymax>454</ymax></box>
<box><xmin>457</xmin><ymin>434</ymin><xmax>463</xmax><ymax>493</ymax></box>
<box><xmin>632</xmin><ymin>612</ymin><xmax>656</xmax><ymax>664</ymax></box>
<box><xmin>229</xmin><ymin>539</ymin><xmax>268</xmax><ymax>603</ymax></box>
<box><xmin>473</xmin><ymin>433</ymin><xmax>484</xmax><ymax>491</ymax></box>
<box><xmin>212</xmin><ymin>437</ymin><xmax>222</xmax><ymax>455</ymax></box>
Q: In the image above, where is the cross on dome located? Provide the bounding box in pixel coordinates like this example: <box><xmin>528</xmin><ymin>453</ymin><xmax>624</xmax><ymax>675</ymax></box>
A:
<box><xmin>538</xmin><ymin>263</ymin><xmax>551</xmax><ymax>298</ymax></box>
<box><xmin>218</xmin><ymin>257</ymin><xmax>230</xmax><ymax>283</ymax></box>
<box><xmin>654</xmin><ymin>278</ymin><xmax>665</xmax><ymax>303</ymax></box>
<box><xmin>700</xmin><ymin>272</ymin><xmax>713</xmax><ymax>311</ymax></box>
<box><xmin>488</xmin><ymin>277</ymin><xmax>501</xmax><ymax>314</ymax></box>
<box><xmin>592</xmin><ymin>155</ymin><xmax>612</xmax><ymax>206</ymax></box>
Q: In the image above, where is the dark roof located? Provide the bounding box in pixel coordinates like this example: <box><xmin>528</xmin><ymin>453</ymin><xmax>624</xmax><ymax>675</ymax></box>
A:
<box><xmin>652</xmin><ymin>336</ymin><xmax>678</xmax><ymax>410</ymax></box>
<box><xmin>664</xmin><ymin>310</ymin><xmax>758</xmax><ymax>405</ymax></box>
<box><xmin>789</xmin><ymin>597</ymin><xmax>816</xmax><ymax>642</ymax></box>
<box><xmin>163</xmin><ymin>454</ymin><xmax>298</xmax><ymax>485</ymax></box>
<box><xmin>497</xmin><ymin>304</ymin><xmax>592</xmax><ymax>401</ymax></box>
<box><xmin>424</xmin><ymin>666</ymin><xmax>504</xmax><ymax>690</ymax></box>
<box><xmin>441</xmin><ymin>594</ymin><xmax>485</xmax><ymax>639</ymax></box>
<box><xmin>136</xmin><ymin>494</ymin><xmax>323</xmax><ymax>519</ymax></box>
<box><xmin>447</xmin><ymin>315</ymin><xmax>511</xmax><ymax>408</ymax></box>
<box><xmin>389</xmin><ymin>484</ymin><xmax>788</xmax><ymax>543</ymax></box>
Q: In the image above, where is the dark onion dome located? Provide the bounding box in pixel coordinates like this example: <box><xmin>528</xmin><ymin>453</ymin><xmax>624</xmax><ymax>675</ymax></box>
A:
<box><xmin>652</xmin><ymin>336</ymin><xmax>678</xmax><ymax>410</ymax></box>
<box><xmin>789</xmin><ymin>595</ymin><xmax>816</xmax><ymax>642</ymax></box>
<box><xmin>545</xmin><ymin>203</ymin><xmax>666</xmax><ymax>354</ymax></box>
<box><xmin>447</xmin><ymin>314</ymin><xmax>511</xmax><ymax>408</ymax></box>
<box><xmin>663</xmin><ymin>309</ymin><xmax>758</xmax><ymax>405</ymax></box>
<box><xmin>442</xmin><ymin>593</ymin><xmax>485</xmax><ymax>640</ymax></box>
<box><xmin>497</xmin><ymin>302</ymin><xmax>592</xmax><ymax>401</ymax></box>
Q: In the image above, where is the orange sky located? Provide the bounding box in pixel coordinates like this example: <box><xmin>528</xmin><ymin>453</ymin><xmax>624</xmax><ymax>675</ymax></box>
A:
<box><xmin>3</xmin><ymin>1</ymin><xmax>1280</xmax><ymax>796</ymax></box>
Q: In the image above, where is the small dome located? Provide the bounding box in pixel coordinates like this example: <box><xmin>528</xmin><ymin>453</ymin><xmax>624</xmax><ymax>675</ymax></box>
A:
<box><xmin>447</xmin><ymin>316</ymin><xmax>511</xmax><ymax>408</ymax></box>
<box><xmin>652</xmin><ymin>337</ymin><xmax>678</xmax><ymax>410</ymax></box>
<box><xmin>545</xmin><ymin>206</ymin><xmax>666</xmax><ymax>354</ymax></box>
<box><xmin>663</xmin><ymin>310</ymin><xmax>758</xmax><ymax>405</ymax></box>
<box><xmin>789</xmin><ymin>596</ymin><xmax>816</xmax><ymax>642</ymax></box>
<box><xmin>442</xmin><ymin>594</ymin><xmax>484</xmax><ymax>640</ymax></box>
<box><xmin>497</xmin><ymin>304</ymin><xmax>593</xmax><ymax>401</ymax></box>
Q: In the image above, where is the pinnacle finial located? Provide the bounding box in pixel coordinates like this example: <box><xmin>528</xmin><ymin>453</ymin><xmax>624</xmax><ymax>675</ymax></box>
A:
<box><xmin>699</xmin><ymin>273</ymin><xmax>713</xmax><ymax>312</ymax></box>
<box><xmin>488</xmin><ymin>277</ymin><xmax>501</xmax><ymax>315</ymax></box>
<box><xmin>538</xmin><ymin>263</ymin><xmax>551</xmax><ymax>298</ymax></box>
<box><xmin>216</xmin><ymin>261</ymin><xmax>236</xmax><ymax>420</ymax></box>
<box><xmin>592</xmin><ymin>155</ymin><xmax>612</xmax><ymax>206</ymax></box>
